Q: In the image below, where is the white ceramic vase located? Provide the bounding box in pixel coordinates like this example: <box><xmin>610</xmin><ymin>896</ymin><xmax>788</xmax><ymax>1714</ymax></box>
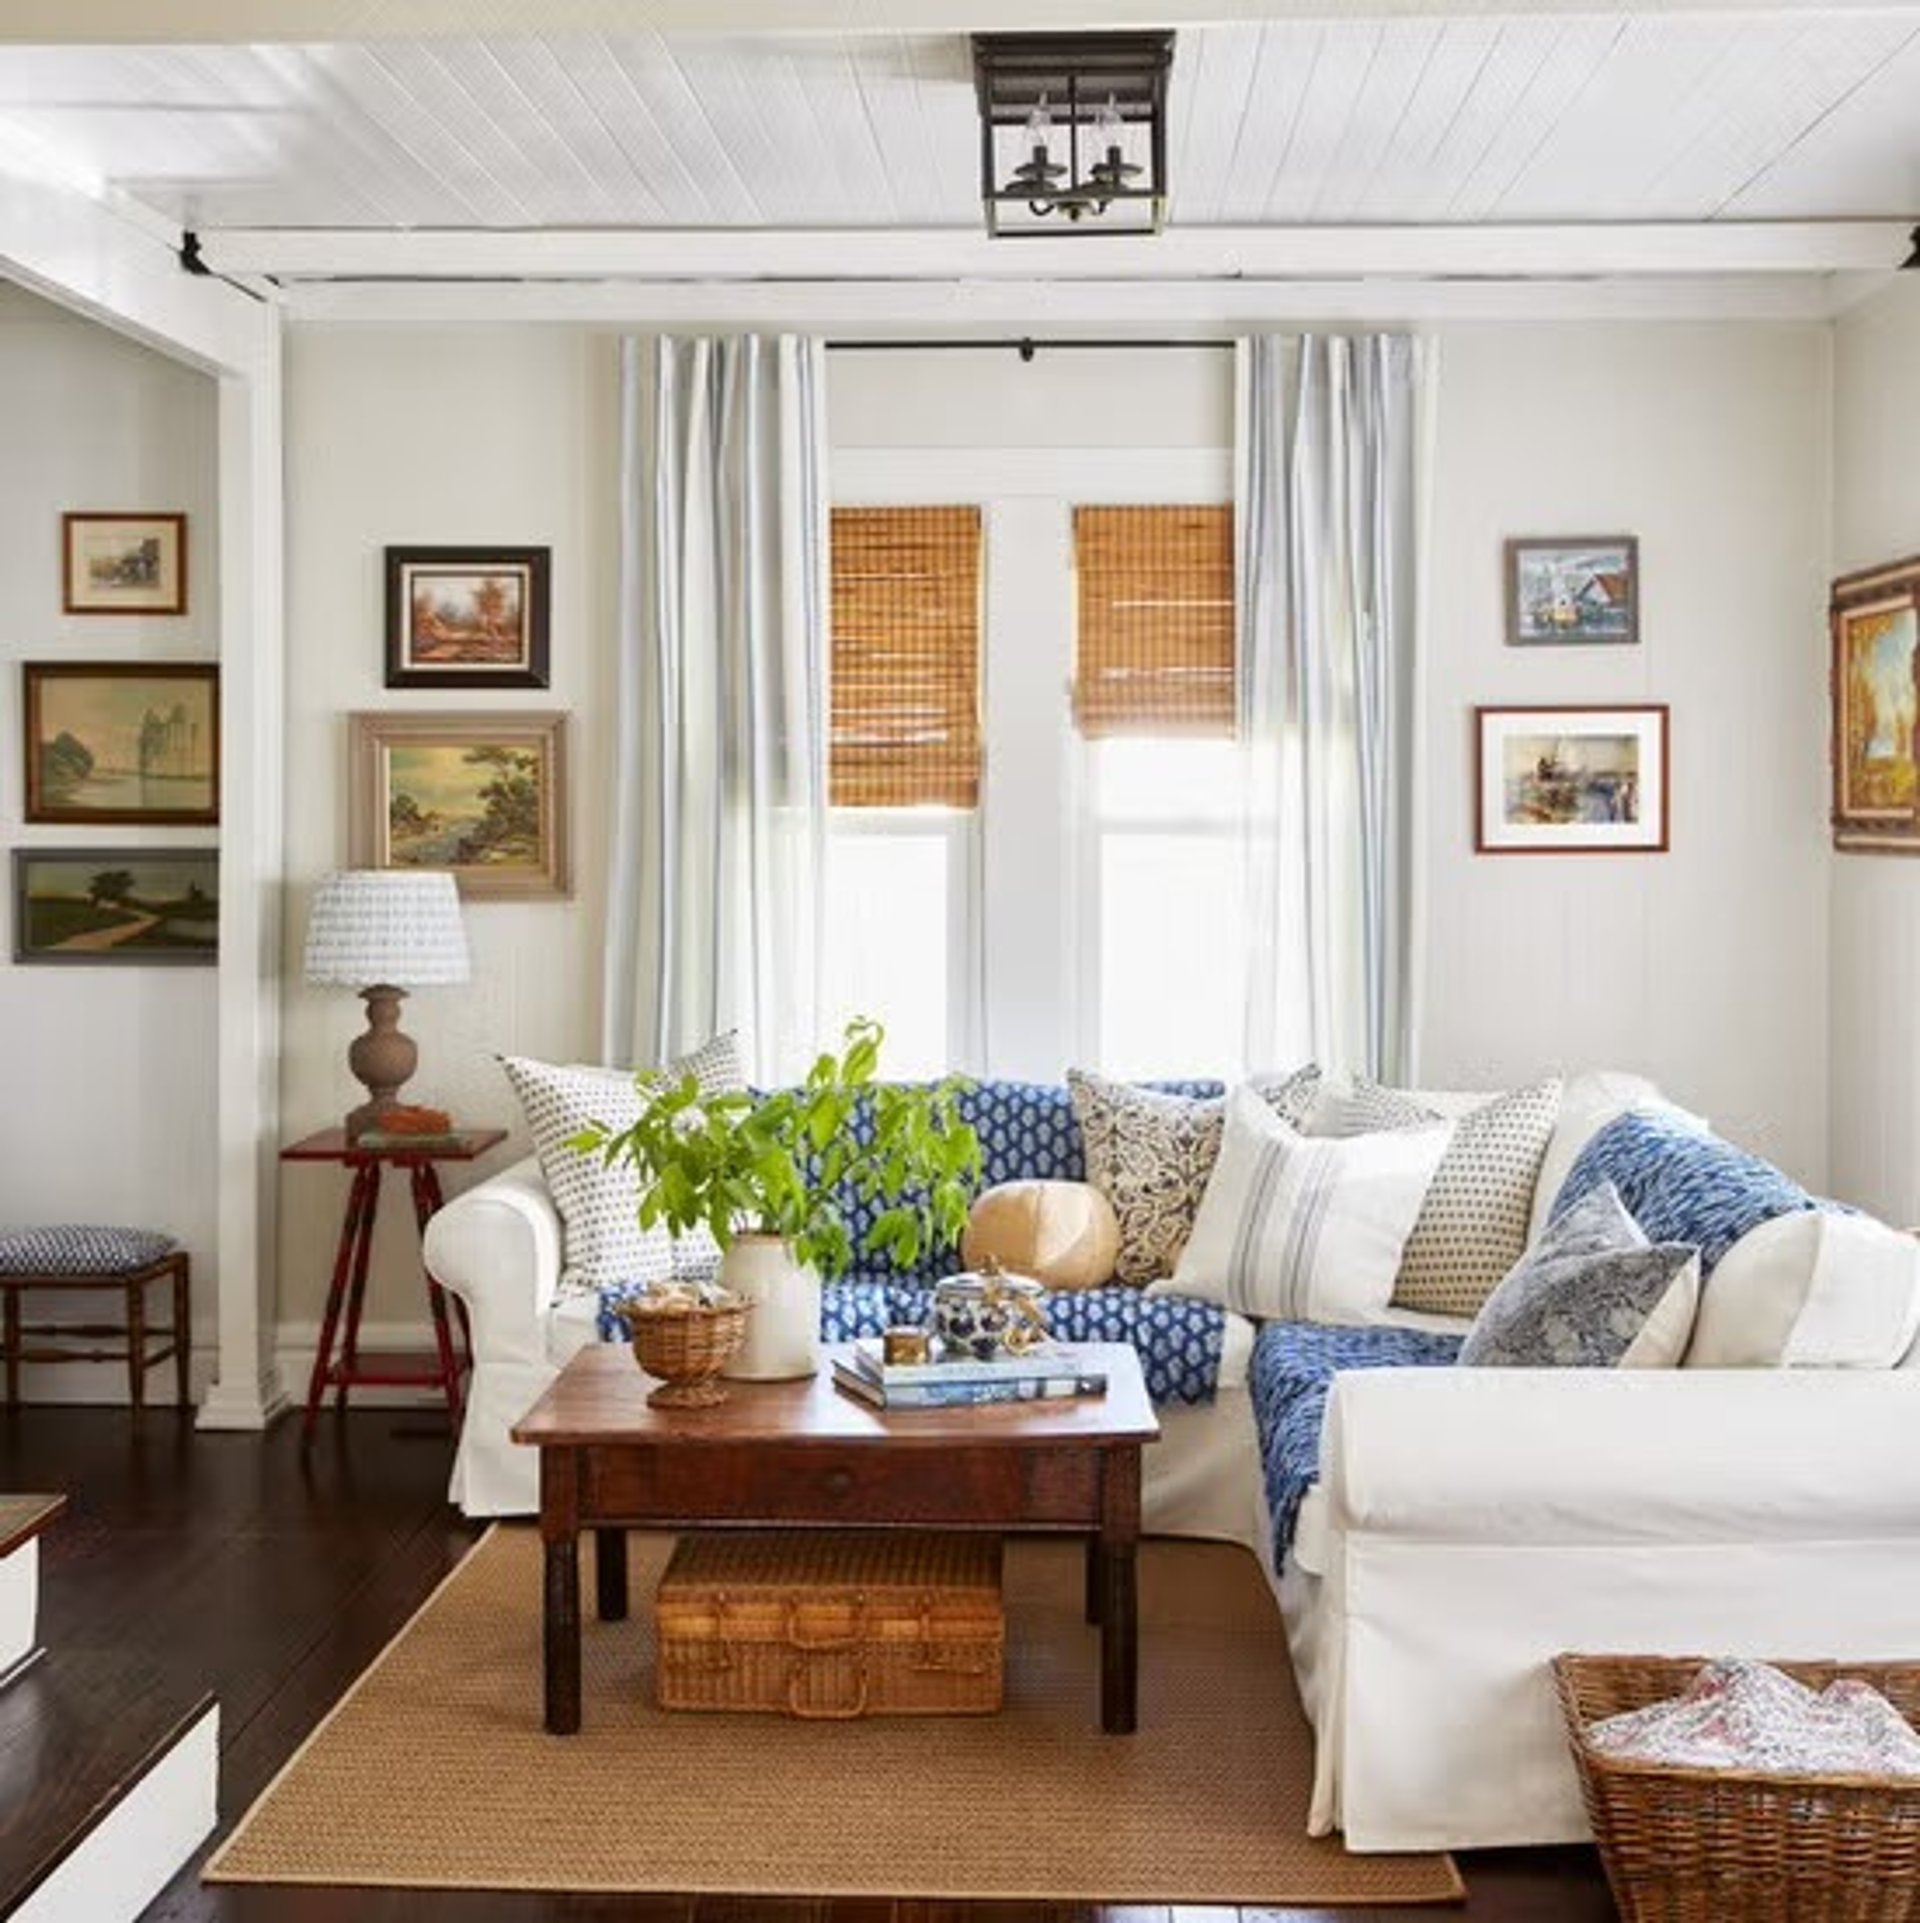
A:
<box><xmin>718</xmin><ymin>1232</ymin><xmax>822</xmax><ymax>1380</ymax></box>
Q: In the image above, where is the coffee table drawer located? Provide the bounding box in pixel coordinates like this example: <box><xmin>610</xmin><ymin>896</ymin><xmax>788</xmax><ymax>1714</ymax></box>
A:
<box><xmin>582</xmin><ymin>1442</ymin><xmax>1101</xmax><ymax>1526</ymax></box>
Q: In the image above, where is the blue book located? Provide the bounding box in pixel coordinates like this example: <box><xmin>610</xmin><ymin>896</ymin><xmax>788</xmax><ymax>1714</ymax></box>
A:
<box><xmin>849</xmin><ymin>1337</ymin><xmax>1080</xmax><ymax>1388</ymax></box>
<box><xmin>833</xmin><ymin>1360</ymin><xmax>1107</xmax><ymax>1410</ymax></box>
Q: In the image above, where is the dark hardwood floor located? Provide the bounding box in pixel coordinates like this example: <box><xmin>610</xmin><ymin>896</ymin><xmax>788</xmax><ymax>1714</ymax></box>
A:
<box><xmin>0</xmin><ymin>1403</ymin><xmax>1615</xmax><ymax>1922</ymax></box>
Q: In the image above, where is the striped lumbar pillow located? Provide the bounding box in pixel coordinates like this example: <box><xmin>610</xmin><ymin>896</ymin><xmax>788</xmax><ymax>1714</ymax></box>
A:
<box><xmin>1157</xmin><ymin>1084</ymin><xmax>1451</xmax><ymax>1325</ymax></box>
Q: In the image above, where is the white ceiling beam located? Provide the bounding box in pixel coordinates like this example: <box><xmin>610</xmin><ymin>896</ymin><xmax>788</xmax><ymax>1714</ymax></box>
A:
<box><xmin>3</xmin><ymin>0</ymin><xmax>1917</xmax><ymax>38</ymax></box>
<box><xmin>278</xmin><ymin>271</ymin><xmax>1851</xmax><ymax>327</ymax></box>
<box><xmin>0</xmin><ymin>125</ymin><xmax>272</xmax><ymax>376</ymax></box>
<box><xmin>200</xmin><ymin>221</ymin><xmax>1916</xmax><ymax>283</ymax></box>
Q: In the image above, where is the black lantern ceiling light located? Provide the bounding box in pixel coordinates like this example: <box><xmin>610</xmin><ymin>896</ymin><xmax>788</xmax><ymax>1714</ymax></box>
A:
<box><xmin>972</xmin><ymin>32</ymin><xmax>1175</xmax><ymax>238</ymax></box>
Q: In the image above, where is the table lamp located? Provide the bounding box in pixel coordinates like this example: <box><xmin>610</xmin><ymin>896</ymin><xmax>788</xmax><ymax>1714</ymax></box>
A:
<box><xmin>302</xmin><ymin>870</ymin><xmax>471</xmax><ymax>1141</ymax></box>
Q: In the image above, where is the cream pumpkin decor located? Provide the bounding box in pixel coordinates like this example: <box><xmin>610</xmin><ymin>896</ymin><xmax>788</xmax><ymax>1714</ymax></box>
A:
<box><xmin>960</xmin><ymin>1180</ymin><xmax>1121</xmax><ymax>1292</ymax></box>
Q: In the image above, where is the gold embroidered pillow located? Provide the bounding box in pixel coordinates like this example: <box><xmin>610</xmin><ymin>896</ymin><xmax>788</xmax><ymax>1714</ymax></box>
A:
<box><xmin>1067</xmin><ymin>1067</ymin><xmax>1321</xmax><ymax>1284</ymax></box>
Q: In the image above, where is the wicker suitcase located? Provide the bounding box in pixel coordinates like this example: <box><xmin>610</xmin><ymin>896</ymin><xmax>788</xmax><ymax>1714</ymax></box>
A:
<box><xmin>655</xmin><ymin>1531</ymin><xmax>1004</xmax><ymax>1718</ymax></box>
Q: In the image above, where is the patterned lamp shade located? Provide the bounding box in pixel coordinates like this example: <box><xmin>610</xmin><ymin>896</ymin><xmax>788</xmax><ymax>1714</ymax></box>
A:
<box><xmin>302</xmin><ymin>870</ymin><xmax>470</xmax><ymax>988</ymax></box>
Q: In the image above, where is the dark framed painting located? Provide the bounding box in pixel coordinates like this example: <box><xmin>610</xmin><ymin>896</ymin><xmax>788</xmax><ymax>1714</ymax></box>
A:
<box><xmin>1505</xmin><ymin>537</ymin><xmax>1639</xmax><ymax>647</ymax></box>
<box><xmin>23</xmin><ymin>662</ymin><xmax>220</xmax><ymax>826</ymax></box>
<box><xmin>1831</xmin><ymin>555</ymin><xmax>1920</xmax><ymax>854</ymax></box>
<box><xmin>63</xmin><ymin>513</ymin><xmax>187</xmax><ymax>615</ymax></box>
<box><xmin>13</xmin><ymin>847</ymin><xmax>217</xmax><ymax>965</ymax></box>
<box><xmin>1475</xmin><ymin>704</ymin><xmax>1669</xmax><ymax>855</ymax></box>
<box><xmin>349</xmin><ymin>709</ymin><xmax>570</xmax><ymax>900</ymax></box>
<box><xmin>384</xmin><ymin>546</ymin><xmax>550</xmax><ymax>689</ymax></box>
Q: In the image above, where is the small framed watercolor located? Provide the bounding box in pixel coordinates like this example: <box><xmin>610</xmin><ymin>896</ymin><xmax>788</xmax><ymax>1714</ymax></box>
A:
<box><xmin>385</xmin><ymin>546</ymin><xmax>550</xmax><ymax>689</ymax></box>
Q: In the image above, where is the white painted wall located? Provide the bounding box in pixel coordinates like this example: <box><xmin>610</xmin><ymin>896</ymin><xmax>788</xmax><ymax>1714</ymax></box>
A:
<box><xmin>278</xmin><ymin>326</ymin><xmax>615</xmax><ymax>1337</ymax></box>
<box><xmin>1829</xmin><ymin>277</ymin><xmax>1920</xmax><ymax>1223</ymax></box>
<box><xmin>1423</xmin><ymin>322</ymin><xmax>1832</xmax><ymax>1186</ymax></box>
<box><xmin>0</xmin><ymin>282</ymin><xmax>219</xmax><ymax>1401</ymax></box>
<box><xmin>278</xmin><ymin>317</ymin><xmax>1835</xmax><ymax>1337</ymax></box>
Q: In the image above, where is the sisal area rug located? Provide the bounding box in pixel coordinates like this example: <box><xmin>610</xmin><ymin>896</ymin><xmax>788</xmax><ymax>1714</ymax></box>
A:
<box><xmin>207</xmin><ymin>1527</ymin><xmax>1462</xmax><ymax>1906</ymax></box>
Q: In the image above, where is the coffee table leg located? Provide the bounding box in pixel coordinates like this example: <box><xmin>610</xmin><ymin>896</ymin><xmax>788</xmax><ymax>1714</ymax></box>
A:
<box><xmin>595</xmin><ymin>1526</ymin><xmax>629</xmax><ymax>1622</ymax></box>
<box><xmin>541</xmin><ymin>1447</ymin><xmax>581</xmax><ymax>1735</ymax></box>
<box><xmin>1099</xmin><ymin>1444</ymin><xmax>1142</xmax><ymax>1735</ymax></box>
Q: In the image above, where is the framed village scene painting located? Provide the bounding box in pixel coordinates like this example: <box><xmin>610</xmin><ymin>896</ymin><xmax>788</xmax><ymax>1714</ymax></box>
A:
<box><xmin>1831</xmin><ymin>556</ymin><xmax>1920</xmax><ymax>852</ymax></box>
<box><xmin>23</xmin><ymin>661</ymin><xmax>219</xmax><ymax>825</ymax></box>
<box><xmin>385</xmin><ymin>546</ymin><xmax>550</xmax><ymax>689</ymax></box>
<box><xmin>62</xmin><ymin>512</ymin><xmax>187</xmax><ymax>615</ymax></box>
<box><xmin>1475</xmin><ymin>705</ymin><xmax>1669</xmax><ymax>854</ymax></box>
<box><xmin>13</xmin><ymin>847</ymin><xmax>217</xmax><ymax>965</ymax></box>
<box><xmin>1505</xmin><ymin>537</ymin><xmax>1639</xmax><ymax>646</ymax></box>
<box><xmin>349</xmin><ymin>710</ymin><xmax>570</xmax><ymax>899</ymax></box>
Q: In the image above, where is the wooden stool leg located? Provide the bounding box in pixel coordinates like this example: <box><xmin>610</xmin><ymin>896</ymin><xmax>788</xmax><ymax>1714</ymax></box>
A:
<box><xmin>127</xmin><ymin>1272</ymin><xmax>146</xmax><ymax>1413</ymax></box>
<box><xmin>3</xmin><ymin>1289</ymin><xmax>18</xmax><ymax>1409</ymax></box>
<box><xmin>336</xmin><ymin>1164</ymin><xmax>382</xmax><ymax>1414</ymax></box>
<box><xmin>173</xmin><ymin>1255</ymin><xmax>191</xmax><ymax>1408</ymax></box>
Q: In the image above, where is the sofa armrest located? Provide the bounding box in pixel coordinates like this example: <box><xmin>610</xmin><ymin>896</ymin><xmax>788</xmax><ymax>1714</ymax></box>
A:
<box><xmin>422</xmin><ymin>1154</ymin><xmax>562</xmax><ymax>1370</ymax></box>
<box><xmin>1322</xmin><ymin>1367</ymin><xmax>1920</xmax><ymax>1546</ymax></box>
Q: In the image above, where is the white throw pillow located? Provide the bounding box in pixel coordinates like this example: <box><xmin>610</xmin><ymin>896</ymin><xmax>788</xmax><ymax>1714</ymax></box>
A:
<box><xmin>499</xmin><ymin>1031</ymin><xmax>744</xmax><ymax>1297</ymax></box>
<box><xmin>1155</xmin><ymin>1084</ymin><xmax>1450</xmax><ymax>1324</ymax></box>
<box><xmin>1687</xmin><ymin>1211</ymin><xmax>1920</xmax><ymax>1370</ymax></box>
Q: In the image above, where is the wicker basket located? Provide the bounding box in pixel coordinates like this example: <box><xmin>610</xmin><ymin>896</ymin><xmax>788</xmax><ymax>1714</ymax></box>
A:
<box><xmin>1554</xmin><ymin>1653</ymin><xmax>1920</xmax><ymax>1922</ymax></box>
<box><xmin>624</xmin><ymin>1297</ymin><xmax>749</xmax><ymax>1408</ymax></box>
<box><xmin>656</xmin><ymin>1531</ymin><xmax>1004</xmax><ymax>1718</ymax></box>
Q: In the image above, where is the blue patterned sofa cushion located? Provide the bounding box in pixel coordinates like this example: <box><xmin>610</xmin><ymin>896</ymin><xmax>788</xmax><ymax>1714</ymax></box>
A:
<box><xmin>1549</xmin><ymin>1108</ymin><xmax>1836</xmax><ymax>1277</ymax></box>
<box><xmin>601</xmin><ymin>1276</ymin><xmax>1230</xmax><ymax>1407</ymax></box>
<box><xmin>1250</xmin><ymin>1321</ymin><xmax>1463</xmax><ymax>1568</ymax></box>
<box><xmin>0</xmin><ymin>1224</ymin><xmax>177</xmax><ymax>1275</ymax></box>
<box><xmin>816</xmin><ymin>1078</ymin><xmax>1224</xmax><ymax>1292</ymax></box>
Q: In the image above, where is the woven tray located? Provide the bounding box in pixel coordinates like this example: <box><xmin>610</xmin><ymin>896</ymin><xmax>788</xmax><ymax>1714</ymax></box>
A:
<box><xmin>656</xmin><ymin>1531</ymin><xmax>1004</xmax><ymax>1719</ymax></box>
<box><xmin>1555</xmin><ymin>1652</ymin><xmax>1920</xmax><ymax>1922</ymax></box>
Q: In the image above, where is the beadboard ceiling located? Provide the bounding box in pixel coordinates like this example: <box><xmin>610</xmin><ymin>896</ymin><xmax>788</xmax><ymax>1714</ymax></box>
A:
<box><xmin>0</xmin><ymin>13</ymin><xmax>1916</xmax><ymax>235</ymax></box>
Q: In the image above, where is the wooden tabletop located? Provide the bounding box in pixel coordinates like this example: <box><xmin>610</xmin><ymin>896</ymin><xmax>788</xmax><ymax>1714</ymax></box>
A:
<box><xmin>280</xmin><ymin>1126</ymin><xmax>509</xmax><ymax>1164</ymax></box>
<box><xmin>512</xmin><ymin>1342</ymin><xmax>1160</xmax><ymax>1450</ymax></box>
<box><xmin>0</xmin><ymin>1494</ymin><xmax>66</xmax><ymax>1559</ymax></box>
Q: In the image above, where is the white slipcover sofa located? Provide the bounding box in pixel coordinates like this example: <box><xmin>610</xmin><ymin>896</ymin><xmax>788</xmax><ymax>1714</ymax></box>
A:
<box><xmin>423</xmin><ymin>1071</ymin><xmax>1920</xmax><ymax>1856</ymax></box>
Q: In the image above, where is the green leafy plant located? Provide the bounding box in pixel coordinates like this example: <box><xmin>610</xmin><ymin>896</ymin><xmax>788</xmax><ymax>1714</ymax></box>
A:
<box><xmin>569</xmin><ymin>1017</ymin><xmax>983</xmax><ymax>1284</ymax></box>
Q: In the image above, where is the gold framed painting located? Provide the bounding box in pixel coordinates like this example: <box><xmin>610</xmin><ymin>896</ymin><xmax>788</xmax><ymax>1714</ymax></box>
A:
<box><xmin>348</xmin><ymin>710</ymin><xmax>571</xmax><ymax>900</ymax></box>
<box><xmin>63</xmin><ymin>512</ymin><xmax>188</xmax><ymax>615</ymax></box>
<box><xmin>24</xmin><ymin>660</ymin><xmax>219</xmax><ymax>825</ymax></box>
<box><xmin>1832</xmin><ymin>557</ymin><xmax>1920</xmax><ymax>853</ymax></box>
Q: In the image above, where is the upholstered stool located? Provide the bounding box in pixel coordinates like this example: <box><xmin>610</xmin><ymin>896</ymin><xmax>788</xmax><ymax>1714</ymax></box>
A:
<box><xmin>0</xmin><ymin>1226</ymin><xmax>190</xmax><ymax>1412</ymax></box>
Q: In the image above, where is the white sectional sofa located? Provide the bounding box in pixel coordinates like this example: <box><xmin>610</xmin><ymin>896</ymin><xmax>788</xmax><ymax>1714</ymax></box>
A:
<box><xmin>423</xmin><ymin>1069</ymin><xmax>1920</xmax><ymax>1855</ymax></box>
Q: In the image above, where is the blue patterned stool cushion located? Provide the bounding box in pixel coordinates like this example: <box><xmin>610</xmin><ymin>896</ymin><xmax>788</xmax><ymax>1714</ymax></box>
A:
<box><xmin>602</xmin><ymin>1274</ymin><xmax>1231</xmax><ymax>1407</ymax></box>
<box><xmin>1549</xmin><ymin>1109</ymin><xmax>1835</xmax><ymax>1277</ymax></box>
<box><xmin>0</xmin><ymin>1225</ymin><xmax>177</xmax><ymax>1277</ymax></box>
<box><xmin>1250</xmin><ymin>1320</ymin><xmax>1463</xmax><ymax>1568</ymax></box>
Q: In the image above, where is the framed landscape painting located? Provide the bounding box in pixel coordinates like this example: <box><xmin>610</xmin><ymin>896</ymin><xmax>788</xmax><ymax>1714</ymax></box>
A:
<box><xmin>13</xmin><ymin>848</ymin><xmax>217</xmax><ymax>965</ymax></box>
<box><xmin>1831</xmin><ymin>556</ymin><xmax>1920</xmax><ymax>853</ymax></box>
<box><xmin>1505</xmin><ymin>537</ymin><xmax>1639</xmax><ymax>647</ymax></box>
<box><xmin>1475</xmin><ymin>705</ymin><xmax>1669</xmax><ymax>854</ymax></box>
<box><xmin>63</xmin><ymin>513</ymin><xmax>187</xmax><ymax>615</ymax></box>
<box><xmin>385</xmin><ymin>546</ymin><xmax>550</xmax><ymax>689</ymax></box>
<box><xmin>349</xmin><ymin>710</ymin><xmax>570</xmax><ymax>899</ymax></box>
<box><xmin>24</xmin><ymin>661</ymin><xmax>220</xmax><ymax>825</ymax></box>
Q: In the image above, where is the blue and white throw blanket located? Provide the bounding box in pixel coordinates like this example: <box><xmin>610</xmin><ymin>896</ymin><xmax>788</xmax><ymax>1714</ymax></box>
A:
<box><xmin>600</xmin><ymin>1277</ymin><xmax>1230</xmax><ymax>1407</ymax></box>
<box><xmin>1250</xmin><ymin>1320</ymin><xmax>1463</xmax><ymax>1569</ymax></box>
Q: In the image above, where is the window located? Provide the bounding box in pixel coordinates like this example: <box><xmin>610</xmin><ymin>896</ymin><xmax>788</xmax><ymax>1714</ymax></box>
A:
<box><xmin>821</xmin><ymin>507</ymin><xmax>982</xmax><ymax>1077</ymax></box>
<box><xmin>1072</xmin><ymin>506</ymin><xmax>1245</xmax><ymax>1079</ymax></box>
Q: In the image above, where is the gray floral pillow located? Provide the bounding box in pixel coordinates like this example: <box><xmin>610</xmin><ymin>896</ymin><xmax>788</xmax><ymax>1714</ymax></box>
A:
<box><xmin>1460</xmin><ymin>1181</ymin><xmax>1700</xmax><ymax>1369</ymax></box>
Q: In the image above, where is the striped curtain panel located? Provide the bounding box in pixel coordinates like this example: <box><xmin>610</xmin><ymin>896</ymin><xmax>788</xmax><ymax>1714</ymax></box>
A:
<box><xmin>603</xmin><ymin>334</ymin><xmax>830</xmax><ymax>1084</ymax></box>
<box><xmin>1235</xmin><ymin>333</ymin><xmax>1430</xmax><ymax>1083</ymax></box>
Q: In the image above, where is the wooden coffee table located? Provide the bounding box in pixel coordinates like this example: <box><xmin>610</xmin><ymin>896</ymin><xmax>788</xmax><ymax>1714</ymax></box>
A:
<box><xmin>510</xmin><ymin>1341</ymin><xmax>1159</xmax><ymax>1737</ymax></box>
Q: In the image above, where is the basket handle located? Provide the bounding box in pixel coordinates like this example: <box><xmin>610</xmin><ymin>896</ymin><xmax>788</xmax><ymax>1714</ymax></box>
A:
<box><xmin>784</xmin><ymin>1590</ymin><xmax>869</xmax><ymax>1651</ymax></box>
<box><xmin>787</xmin><ymin>1654</ymin><xmax>871</xmax><ymax>1720</ymax></box>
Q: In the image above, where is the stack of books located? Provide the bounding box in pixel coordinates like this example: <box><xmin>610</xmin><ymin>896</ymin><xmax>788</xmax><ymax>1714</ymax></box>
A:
<box><xmin>832</xmin><ymin>1338</ymin><xmax>1107</xmax><ymax>1410</ymax></box>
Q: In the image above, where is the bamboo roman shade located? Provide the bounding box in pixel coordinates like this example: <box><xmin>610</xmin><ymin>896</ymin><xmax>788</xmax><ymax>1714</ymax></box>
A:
<box><xmin>1073</xmin><ymin>504</ymin><xmax>1236</xmax><ymax>738</ymax></box>
<box><xmin>829</xmin><ymin>506</ymin><xmax>983</xmax><ymax>809</ymax></box>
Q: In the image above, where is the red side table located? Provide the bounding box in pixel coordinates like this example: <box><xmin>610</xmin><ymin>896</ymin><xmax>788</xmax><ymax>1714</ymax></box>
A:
<box><xmin>281</xmin><ymin>1126</ymin><xmax>507</xmax><ymax>1435</ymax></box>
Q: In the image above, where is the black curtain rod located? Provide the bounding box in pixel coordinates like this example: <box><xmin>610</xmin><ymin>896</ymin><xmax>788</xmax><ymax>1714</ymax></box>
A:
<box><xmin>826</xmin><ymin>336</ymin><xmax>1235</xmax><ymax>360</ymax></box>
